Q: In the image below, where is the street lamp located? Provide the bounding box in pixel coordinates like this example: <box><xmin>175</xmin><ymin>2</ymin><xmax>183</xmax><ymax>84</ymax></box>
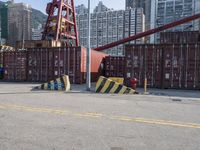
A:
<box><xmin>86</xmin><ymin>0</ymin><xmax>91</xmax><ymax>91</ymax></box>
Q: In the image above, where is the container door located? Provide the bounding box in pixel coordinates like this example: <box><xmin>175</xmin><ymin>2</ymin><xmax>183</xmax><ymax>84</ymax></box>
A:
<box><xmin>184</xmin><ymin>44</ymin><xmax>198</xmax><ymax>89</ymax></box>
<box><xmin>125</xmin><ymin>45</ymin><xmax>144</xmax><ymax>87</ymax></box>
<box><xmin>3</xmin><ymin>52</ymin><xmax>15</xmax><ymax>81</ymax></box>
<box><xmin>15</xmin><ymin>51</ymin><xmax>27</xmax><ymax>81</ymax></box>
<box><xmin>154</xmin><ymin>45</ymin><xmax>162</xmax><ymax>88</ymax></box>
<box><xmin>48</xmin><ymin>49</ymin><xmax>54</xmax><ymax>81</ymax></box>
<box><xmin>146</xmin><ymin>45</ymin><xmax>155</xmax><ymax>87</ymax></box>
<box><xmin>41</xmin><ymin>48</ymin><xmax>48</xmax><ymax>82</ymax></box>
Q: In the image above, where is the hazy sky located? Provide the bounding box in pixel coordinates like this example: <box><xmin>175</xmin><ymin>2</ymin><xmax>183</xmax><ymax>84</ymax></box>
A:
<box><xmin>1</xmin><ymin>0</ymin><xmax>125</xmax><ymax>13</ymax></box>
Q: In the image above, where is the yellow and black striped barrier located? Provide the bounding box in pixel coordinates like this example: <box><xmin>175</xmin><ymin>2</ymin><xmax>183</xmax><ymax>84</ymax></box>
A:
<box><xmin>95</xmin><ymin>76</ymin><xmax>136</xmax><ymax>94</ymax></box>
<box><xmin>34</xmin><ymin>75</ymin><xmax>70</xmax><ymax>92</ymax></box>
<box><xmin>108</xmin><ymin>77</ymin><xmax>124</xmax><ymax>85</ymax></box>
<box><xmin>0</xmin><ymin>45</ymin><xmax>14</xmax><ymax>51</ymax></box>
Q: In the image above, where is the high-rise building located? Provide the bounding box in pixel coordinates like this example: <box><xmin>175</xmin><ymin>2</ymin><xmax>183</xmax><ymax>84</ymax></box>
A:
<box><xmin>7</xmin><ymin>2</ymin><xmax>32</xmax><ymax>47</ymax></box>
<box><xmin>93</xmin><ymin>1</ymin><xmax>110</xmax><ymax>13</ymax></box>
<box><xmin>125</xmin><ymin>0</ymin><xmax>152</xmax><ymax>40</ymax></box>
<box><xmin>0</xmin><ymin>3</ymin><xmax>8</xmax><ymax>44</ymax></box>
<box><xmin>77</xmin><ymin>2</ymin><xmax>145</xmax><ymax>56</ymax></box>
<box><xmin>125</xmin><ymin>0</ymin><xmax>136</xmax><ymax>9</ymax></box>
<box><xmin>150</xmin><ymin>0</ymin><xmax>200</xmax><ymax>43</ymax></box>
<box><xmin>76</xmin><ymin>4</ymin><xmax>88</xmax><ymax>15</ymax></box>
<box><xmin>32</xmin><ymin>24</ymin><xmax>42</xmax><ymax>40</ymax></box>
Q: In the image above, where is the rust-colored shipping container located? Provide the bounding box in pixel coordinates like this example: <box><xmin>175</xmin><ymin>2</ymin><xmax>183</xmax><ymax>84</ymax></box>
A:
<box><xmin>26</xmin><ymin>47</ymin><xmax>107</xmax><ymax>84</ymax></box>
<box><xmin>125</xmin><ymin>43</ymin><xmax>200</xmax><ymax>90</ymax></box>
<box><xmin>0</xmin><ymin>52</ymin><xmax>3</xmax><ymax>67</ymax></box>
<box><xmin>3</xmin><ymin>51</ymin><xmax>27</xmax><ymax>81</ymax></box>
<box><xmin>16</xmin><ymin>40</ymin><xmax>63</xmax><ymax>49</ymax></box>
<box><xmin>162</xmin><ymin>44</ymin><xmax>200</xmax><ymax>89</ymax></box>
<box><xmin>3</xmin><ymin>47</ymin><xmax>107</xmax><ymax>84</ymax></box>
<box><xmin>160</xmin><ymin>31</ymin><xmax>200</xmax><ymax>44</ymax></box>
<box><xmin>185</xmin><ymin>44</ymin><xmax>200</xmax><ymax>89</ymax></box>
<box><xmin>104</xmin><ymin>56</ymin><xmax>126</xmax><ymax>78</ymax></box>
<box><xmin>27</xmin><ymin>48</ymin><xmax>49</xmax><ymax>82</ymax></box>
<box><xmin>125</xmin><ymin>44</ymin><xmax>162</xmax><ymax>88</ymax></box>
<box><xmin>3</xmin><ymin>52</ymin><xmax>15</xmax><ymax>81</ymax></box>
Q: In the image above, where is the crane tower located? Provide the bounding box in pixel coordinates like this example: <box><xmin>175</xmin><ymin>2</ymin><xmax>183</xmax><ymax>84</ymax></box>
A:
<box><xmin>42</xmin><ymin>0</ymin><xmax>79</xmax><ymax>46</ymax></box>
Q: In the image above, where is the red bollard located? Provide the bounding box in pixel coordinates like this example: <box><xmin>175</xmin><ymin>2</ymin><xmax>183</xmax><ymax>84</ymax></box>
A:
<box><xmin>130</xmin><ymin>78</ymin><xmax>138</xmax><ymax>90</ymax></box>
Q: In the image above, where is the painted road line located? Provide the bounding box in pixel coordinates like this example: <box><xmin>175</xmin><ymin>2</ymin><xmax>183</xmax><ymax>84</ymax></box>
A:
<box><xmin>110</xmin><ymin>116</ymin><xmax>200</xmax><ymax>129</ymax></box>
<box><xmin>0</xmin><ymin>103</ymin><xmax>200</xmax><ymax>129</ymax></box>
<box><xmin>0</xmin><ymin>104</ymin><xmax>70</xmax><ymax>115</ymax></box>
<box><xmin>74</xmin><ymin>112</ymin><xmax>103</xmax><ymax>118</ymax></box>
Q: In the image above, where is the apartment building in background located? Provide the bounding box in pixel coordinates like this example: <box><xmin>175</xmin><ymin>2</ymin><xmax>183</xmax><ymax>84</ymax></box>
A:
<box><xmin>150</xmin><ymin>0</ymin><xmax>200</xmax><ymax>43</ymax></box>
<box><xmin>0</xmin><ymin>2</ymin><xmax>8</xmax><ymax>45</ymax></box>
<box><xmin>125</xmin><ymin>0</ymin><xmax>151</xmax><ymax>29</ymax></box>
<box><xmin>76</xmin><ymin>4</ymin><xmax>88</xmax><ymax>15</ymax></box>
<box><xmin>76</xmin><ymin>2</ymin><xmax>145</xmax><ymax>56</ymax></box>
<box><xmin>32</xmin><ymin>24</ymin><xmax>42</xmax><ymax>40</ymax></box>
<box><xmin>7</xmin><ymin>2</ymin><xmax>32</xmax><ymax>47</ymax></box>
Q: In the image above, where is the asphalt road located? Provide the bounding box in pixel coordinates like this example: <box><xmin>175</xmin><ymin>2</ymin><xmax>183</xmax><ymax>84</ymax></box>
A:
<box><xmin>0</xmin><ymin>82</ymin><xmax>200</xmax><ymax>150</ymax></box>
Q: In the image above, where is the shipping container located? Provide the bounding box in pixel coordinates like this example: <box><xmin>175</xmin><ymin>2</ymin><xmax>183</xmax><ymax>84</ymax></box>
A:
<box><xmin>3</xmin><ymin>51</ymin><xmax>27</xmax><ymax>81</ymax></box>
<box><xmin>0</xmin><ymin>52</ymin><xmax>3</xmax><ymax>67</ymax></box>
<box><xmin>162</xmin><ymin>44</ymin><xmax>200</xmax><ymax>89</ymax></box>
<box><xmin>16</xmin><ymin>40</ymin><xmax>63</xmax><ymax>49</ymax></box>
<box><xmin>3</xmin><ymin>52</ymin><xmax>15</xmax><ymax>81</ymax></box>
<box><xmin>3</xmin><ymin>47</ymin><xmax>107</xmax><ymax>84</ymax></box>
<box><xmin>104</xmin><ymin>56</ymin><xmax>126</xmax><ymax>78</ymax></box>
<box><xmin>125</xmin><ymin>44</ymin><xmax>162</xmax><ymax>88</ymax></box>
<box><xmin>160</xmin><ymin>31</ymin><xmax>200</xmax><ymax>44</ymax></box>
<box><xmin>125</xmin><ymin>43</ymin><xmax>200</xmax><ymax>90</ymax></box>
<box><xmin>27</xmin><ymin>48</ymin><xmax>49</xmax><ymax>82</ymax></box>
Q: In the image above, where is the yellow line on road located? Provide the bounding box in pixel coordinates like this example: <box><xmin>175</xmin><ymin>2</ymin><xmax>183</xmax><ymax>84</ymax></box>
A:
<box><xmin>0</xmin><ymin>103</ymin><xmax>200</xmax><ymax>129</ymax></box>
<box><xmin>111</xmin><ymin>116</ymin><xmax>200</xmax><ymax>129</ymax></box>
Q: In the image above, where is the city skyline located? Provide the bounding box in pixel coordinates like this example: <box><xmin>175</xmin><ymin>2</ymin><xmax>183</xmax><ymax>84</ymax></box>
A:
<box><xmin>1</xmin><ymin>0</ymin><xmax>125</xmax><ymax>13</ymax></box>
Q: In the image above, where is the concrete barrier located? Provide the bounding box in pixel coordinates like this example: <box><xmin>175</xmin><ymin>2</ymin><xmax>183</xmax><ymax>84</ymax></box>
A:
<box><xmin>95</xmin><ymin>76</ymin><xmax>136</xmax><ymax>94</ymax></box>
<box><xmin>34</xmin><ymin>75</ymin><xmax>70</xmax><ymax>92</ymax></box>
<box><xmin>108</xmin><ymin>77</ymin><xmax>124</xmax><ymax>85</ymax></box>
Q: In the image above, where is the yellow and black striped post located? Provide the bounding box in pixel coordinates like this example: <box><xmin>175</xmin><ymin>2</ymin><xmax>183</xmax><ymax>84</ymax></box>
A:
<box><xmin>95</xmin><ymin>76</ymin><xmax>136</xmax><ymax>94</ymax></box>
<box><xmin>34</xmin><ymin>75</ymin><xmax>70</xmax><ymax>92</ymax></box>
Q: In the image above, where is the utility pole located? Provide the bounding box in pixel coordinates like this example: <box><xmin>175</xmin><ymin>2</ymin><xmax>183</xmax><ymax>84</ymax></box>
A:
<box><xmin>86</xmin><ymin>0</ymin><xmax>91</xmax><ymax>91</ymax></box>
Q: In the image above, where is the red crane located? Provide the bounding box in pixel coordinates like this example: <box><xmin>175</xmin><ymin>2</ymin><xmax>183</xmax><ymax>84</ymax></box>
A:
<box><xmin>94</xmin><ymin>13</ymin><xmax>200</xmax><ymax>51</ymax></box>
<box><xmin>42</xmin><ymin>0</ymin><xmax>79</xmax><ymax>46</ymax></box>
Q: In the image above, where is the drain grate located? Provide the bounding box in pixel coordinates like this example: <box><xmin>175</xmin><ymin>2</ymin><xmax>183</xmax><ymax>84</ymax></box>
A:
<box><xmin>172</xmin><ymin>99</ymin><xmax>182</xmax><ymax>102</ymax></box>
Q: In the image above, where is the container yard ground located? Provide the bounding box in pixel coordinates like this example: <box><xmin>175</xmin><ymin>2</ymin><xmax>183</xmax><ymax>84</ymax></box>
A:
<box><xmin>0</xmin><ymin>82</ymin><xmax>200</xmax><ymax>150</ymax></box>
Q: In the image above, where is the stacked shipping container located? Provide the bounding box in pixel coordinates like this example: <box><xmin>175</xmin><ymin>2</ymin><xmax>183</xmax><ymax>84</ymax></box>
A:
<box><xmin>104</xmin><ymin>39</ymin><xmax>200</xmax><ymax>90</ymax></box>
<box><xmin>3</xmin><ymin>47</ymin><xmax>107</xmax><ymax>84</ymax></box>
<box><xmin>124</xmin><ymin>44</ymin><xmax>200</xmax><ymax>89</ymax></box>
<box><xmin>162</xmin><ymin>44</ymin><xmax>200</xmax><ymax>89</ymax></box>
<box><xmin>160</xmin><ymin>31</ymin><xmax>200</xmax><ymax>44</ymax></box>
<box><xmin>16</xmin><ymin>40</ymin><xmax>63</xmax><ymax>49</ymax></box>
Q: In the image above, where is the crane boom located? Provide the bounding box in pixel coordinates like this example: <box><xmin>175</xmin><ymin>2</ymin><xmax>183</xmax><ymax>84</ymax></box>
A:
<box><xmin>94</xmin><ymin>13</ymin><xmax>200</xmax><ymax>51</ymax></box>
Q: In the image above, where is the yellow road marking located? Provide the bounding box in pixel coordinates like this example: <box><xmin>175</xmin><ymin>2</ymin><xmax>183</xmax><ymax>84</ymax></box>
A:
<box><xmin>0</xmin><ymin>103</ymin><xmax>200</xmax><ymax>129</ymax></box>
<box><xmin>111</xmin><ymin>116</ymin><xmax>200</xmax><ymax>129</ymax></box>
<box><xmin>74</xmin><ymin>112</ymin><xmax>103</xmax><ymax>118</ymax></box>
